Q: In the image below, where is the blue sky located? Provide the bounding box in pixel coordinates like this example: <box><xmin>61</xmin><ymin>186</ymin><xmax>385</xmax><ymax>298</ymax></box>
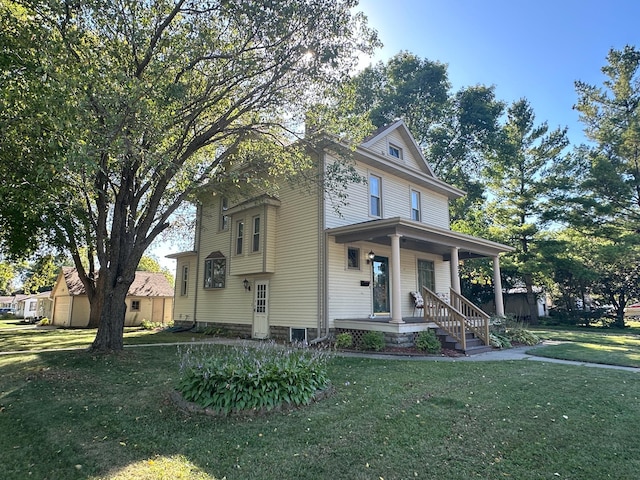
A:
<box><xmin>356</xmin><ymin>0</ymin><xmax>640</xmax><ymax>145</ymax></box>
<box><xmin>155</xmin><ymin>1</ymin><xmax>640</xmax><ymax>269</ymax></box>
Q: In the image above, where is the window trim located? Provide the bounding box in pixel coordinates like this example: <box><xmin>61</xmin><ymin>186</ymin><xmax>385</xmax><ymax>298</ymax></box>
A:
<box><xmin>417</xmin><ymin>258</ymin><xmax>435</xmax><ymax>293</ymax></box>
<box><xmin>347</xmin><ymin>246</ymin><xmax>360</xmax><ymax>270</ymax></box>
<box><xmin>219</xmin><ymin>197</ymin><xmax>229</xmax><ymax>231</ymax></box>
<box><xmin>180</xmin><ymin>264</ymin><xmax>188</xmax><ymax>296</ymax></box>
<box><xmin>204</xmin><ymin>255</ymin><xmax>226</xmax><ymax>289</ymax></box>
<box><xmin>388</xmin><ymin>143</ymin><xmax>403</xmax><ymax>159</ymax></box>
<box><xmin>369</xmin><ymin>173</ymin><xmax>382</xmax><ymax>218</ymax></box>
<box><xmin>251</xmin><ymin>215</ymin><xmax>261</xmax><ymax>253</ymax></box>
<box><xmin>411</xmin><ymin>189</ymin><xmax>421</xmax><ymax>222</ymax></box>
<box><xmin>235</xmin><ymin>219</ymin><xmax>244</xmax><ymax>255</ymax></box>
<box><xmin>290</xmin><ymin>327</ymin><xmax>307</xmax><ymax>343</ymax></box>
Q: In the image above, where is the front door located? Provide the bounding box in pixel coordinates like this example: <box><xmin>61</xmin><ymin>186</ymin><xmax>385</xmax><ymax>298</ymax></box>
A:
<box><xmin>253</xmin><ymin>280</ymin><xmax>269</xmax><ymax>339</ymax></box>
<box><xmin>372</xmin><ymin>256</ymin><xmax>390</xmax><ymax>314</ymax></box>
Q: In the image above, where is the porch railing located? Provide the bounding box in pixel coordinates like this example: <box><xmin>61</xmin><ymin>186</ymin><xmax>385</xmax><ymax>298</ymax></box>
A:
<box><xmin>449</xmin><ymin>288</ymin><xmax>491</xmax><ymax>346</ymax></box>
<box><xmin>422</xmin><ymin>287</ymin><xmax>491</xmax><ymax>350</ymax></box>
<box><xmin>421</xmin><ymin>287</ymin><xmax>469</xmax><ymax>350</ymax></box>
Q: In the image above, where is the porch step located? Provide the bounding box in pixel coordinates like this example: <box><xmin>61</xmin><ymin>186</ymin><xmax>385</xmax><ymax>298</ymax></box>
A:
<box><xmin>435</xmin><ymin>329</ymin><xmax>492</xmax><ymax>355</ymax></box>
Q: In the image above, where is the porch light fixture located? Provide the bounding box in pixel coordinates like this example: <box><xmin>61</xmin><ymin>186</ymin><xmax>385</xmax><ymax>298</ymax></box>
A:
<box><xmin>243</xmin><ymin>278</ymin><xmax>251</xmax><ymax>291</ymax></box>
<box><xmin>366</xmin><ymin>250</ymin><xmax>376</xmax><ymax>264</ymax></box>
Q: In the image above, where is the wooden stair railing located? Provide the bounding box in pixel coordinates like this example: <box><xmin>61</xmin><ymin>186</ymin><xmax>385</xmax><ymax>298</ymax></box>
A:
<box><xmin>449</xmin><ymin>289</ymin><xmax>491</xmax><ymax>346</ymax></box>
<box><xmin>421</xmin><ymin>287</ymin><xmax>468</xmax><ymax>350</ymax></box>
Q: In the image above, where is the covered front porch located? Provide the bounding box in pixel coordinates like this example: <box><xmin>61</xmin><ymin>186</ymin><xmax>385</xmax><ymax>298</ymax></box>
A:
<box><xmin>327</xmin><ymin>217</ymin><xmax>514</xmax><ymax>350</ymax></box>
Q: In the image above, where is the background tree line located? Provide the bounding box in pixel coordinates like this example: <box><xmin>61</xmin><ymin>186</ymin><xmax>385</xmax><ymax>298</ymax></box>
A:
<box><xmin>346</xmin><ymin>47</ymin><xmax>640</xmax><ymax>327</ymax></box>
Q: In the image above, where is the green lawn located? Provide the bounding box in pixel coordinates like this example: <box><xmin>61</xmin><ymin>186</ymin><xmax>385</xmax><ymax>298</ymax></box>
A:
<box><xmin>1</xmin><ymin>335</ymin><xmax>639</xmax><ymax>479</ymax></box>
<box><xmin>530</xmin><ymin>325</ymin><xmax>640</xmax><ymax>367</ymax></box>
<box><xmin>0</xmin><ymin>326</ymin><xmax>207</xmax><ymax>352</ymax></box>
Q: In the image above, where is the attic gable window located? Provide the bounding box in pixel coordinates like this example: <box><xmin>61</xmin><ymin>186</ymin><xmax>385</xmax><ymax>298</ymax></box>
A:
<box><xmin>204</xmin><ymin>251</ymin><xmax>226</xmax><ymax>289</ymax></box>
<box><xmin>388</xmin><ymin>143</ymin><xmax>402</xmax><ymax>159</ymax></box>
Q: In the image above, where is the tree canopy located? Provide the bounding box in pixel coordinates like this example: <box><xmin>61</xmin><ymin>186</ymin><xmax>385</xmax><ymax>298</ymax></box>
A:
<box><xmin>0</xmin><ymin>0</ymin><xmax>378</xmax><ymax>350</ymax></box>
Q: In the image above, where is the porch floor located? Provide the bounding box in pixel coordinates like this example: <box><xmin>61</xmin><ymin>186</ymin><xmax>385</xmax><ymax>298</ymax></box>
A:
<box><xmin>335</xmin><ymin>316</ymin><xmax>426</xmax><ymax>324</ymax></box>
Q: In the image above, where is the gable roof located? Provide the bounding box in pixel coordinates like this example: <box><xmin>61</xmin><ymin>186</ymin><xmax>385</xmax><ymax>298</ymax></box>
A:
<box><xmin>57</xmin><ymin>267</ymin><xmax>174</xmax><ymax>297</ymax></box>
<box><xmin>360</xmin><ymin>119</ymin><xmax>436</xmax><ymax>177</ymax></box>
<box><xmin>356</xmin><ymin>120</ymin><xmax>464</xmax><ymax>200</ymax></box>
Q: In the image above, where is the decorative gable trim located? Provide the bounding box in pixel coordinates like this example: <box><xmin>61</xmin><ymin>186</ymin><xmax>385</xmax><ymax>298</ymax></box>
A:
<box><xmin>360</xmin><ymin>120</ymin><xmax>435</xmax><ymax>177</ymax></box>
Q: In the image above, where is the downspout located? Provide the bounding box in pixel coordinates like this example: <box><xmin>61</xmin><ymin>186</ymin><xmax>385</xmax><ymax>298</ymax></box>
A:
<box><xmin>311</xmin><ymin>151</ymin><xmax>330</xmax><ymax>344</ymax></box>
<box><xmin>192</xmin><ymin>203</ymin><xmax>203</xmax><ymax>329</ymax></box>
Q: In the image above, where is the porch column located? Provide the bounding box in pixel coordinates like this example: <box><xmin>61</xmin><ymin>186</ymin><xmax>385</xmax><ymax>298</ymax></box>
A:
<box><xmin>493</xmin><ymin>255</ymin><xmax>505</xmax><ymax>316</ymax></box>
<box><xmin>450</xmin><ymin>247</ymin><xmax>461</xmax><ymax>294</ymax></box>
<box><xmin>389</xmin><ymin>233</ymin><xmax>404</xmax><ymax>324</ymax></box>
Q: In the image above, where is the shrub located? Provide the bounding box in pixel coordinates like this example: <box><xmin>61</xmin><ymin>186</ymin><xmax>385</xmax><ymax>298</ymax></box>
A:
<box><xmin>415</xmin><ymin>330</ymin><xmax>441</xmax><ymax>354</ymax></box>
<box><xmin>506</xmin><ymin>325</ymin><xmax>540</xmax><ymax>346</ymax></box>
<box><xmin>140</xmin><ymin>319</ymin><xmax>163</xmax><ymax>330</ymax></box>
<box><xmin>360</xmin><ymin>331</ymin><xmax>385</xmax><ymax>351</ymax></box>
<box><xmin>334</xmin><ymin>332</ymin><xmax>353</xmax><ymax>349</ymax></box>
<box><xmin>37</xmin><ymin>317</ymin><xmax>50</xmax><ymax>326</ymax></box>
<box><xmin>490</xmin><ymin>332</ymin><xmax>512</xmax><ymax>349</ymax></box>
<box><xmin>177</xmin><ymin>342</ymin><xmax>331</xmax><ymax>415</ymax></box>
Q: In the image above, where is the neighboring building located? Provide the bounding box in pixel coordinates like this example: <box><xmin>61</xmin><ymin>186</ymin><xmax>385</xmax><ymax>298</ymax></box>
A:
<box><xmin>0</xmin><ymin>296</ymin><xmax>13</xmax><ymax>309</ymax></box>
<box><xmin>16</xmin><ymin>291</ymin><xmax>53</xmax><ymax>321</ymax></box>
<box><xmin>168</xmin><ymin>120</ymin><xmax>513</xmax><ymax>351</ymax></box>
<box><xmin>503</xmin><ymin>287</ymin><xmax>550</xmax><ymax>321</ymax></box>
<box><xmin>51</xmin><ymin>268</ymin><xmax>174</xmax><ymax>327</ymax></box>
<box><xmin>11</xmin><ymin>294</ymin><xmax>28</xmax><ymax>317</ymax></box>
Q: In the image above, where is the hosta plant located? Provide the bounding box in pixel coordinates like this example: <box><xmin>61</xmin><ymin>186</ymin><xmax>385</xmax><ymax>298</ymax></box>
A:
<box><xmin>177</xmin><ymin>342</ymin><xmax>331</xmax><ymax>415</ymax></box>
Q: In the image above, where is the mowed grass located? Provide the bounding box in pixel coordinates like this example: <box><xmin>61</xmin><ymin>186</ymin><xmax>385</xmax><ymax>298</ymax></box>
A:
<box><xmin>530</xmin><ymin>324</ymin><xmax>640</xmax><ymax>368</ymax></box>
<box><xmin>1</xmin><ymin>342</ymin><xmax>639</xmax><ymax>479</ymax></box>
<box><xmin>0</xmin><ymin>325</ymin><xmax>207</xmax><ymax>352</ymax></box>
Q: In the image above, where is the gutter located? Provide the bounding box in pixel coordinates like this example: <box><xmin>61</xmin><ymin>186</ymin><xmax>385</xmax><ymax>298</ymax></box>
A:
<box><xmin>311</xmin><ymin>151</ymin><xmax>330</xmax><ymax>345</ymax></box>
<box><xmin>192</xmin><ymin>203</ymin><xmax>203</xmax><ymax>328</ymax></box>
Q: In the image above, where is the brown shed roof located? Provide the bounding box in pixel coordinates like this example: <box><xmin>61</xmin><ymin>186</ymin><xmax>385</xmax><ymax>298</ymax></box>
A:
<box><xmin>60</xmin><ymin>267</ymin><xmax>173</xmax><ymax>297</ymax></box>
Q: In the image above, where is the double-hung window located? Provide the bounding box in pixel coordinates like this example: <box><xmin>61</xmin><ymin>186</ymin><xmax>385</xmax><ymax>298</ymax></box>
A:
<box><xmin>220</xmin><ymin>197</ymin><xmax>229</xmax><ymax>231</ymax></box>
<box><xmin>236</xmin><ymin>220</ymin><xmax>244</xmax><ymax>255</ymax></box>
<box><xmin>411</xmin><ymin>190</ymin><xmax>421</xmax><ymax>221</ymax></box>
<box><xmin>252</xmin><ymin>216</ymin><xmax>260</xmax><ymax>252</ymax></box>
<box><xmin>369</xmin><ymin>174</ymin><xmax>382</xmax><ymax>217</ymax></box>
<box><xmin>417</xmin><ymin>259</ymin><xmax>435</xmax><ymax>293</ymax></box>
<box><xmin>180</xmin><ymin>265</ymin><xmax>188</xmax><ymax>296</ymax></box>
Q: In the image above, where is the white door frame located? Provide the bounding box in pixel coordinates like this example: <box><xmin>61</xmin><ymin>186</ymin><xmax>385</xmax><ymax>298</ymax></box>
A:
<box><xmin>252</xmin><ymin>280</ymin><xmax>269</xmax><ymax>339</ymax></box>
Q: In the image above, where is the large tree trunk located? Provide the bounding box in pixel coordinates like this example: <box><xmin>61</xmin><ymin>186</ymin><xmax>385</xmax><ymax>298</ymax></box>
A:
<box><xmin>89</xmin><ymin>273</ymin><xmax>133</xmax><ymax>352</ymax></box>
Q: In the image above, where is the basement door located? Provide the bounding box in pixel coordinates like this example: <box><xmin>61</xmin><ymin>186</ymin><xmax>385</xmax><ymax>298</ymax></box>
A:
<box><xmin>252</xmin><ymin>280</ymin><xmax>269</xmax><ymax>339</ymax></box>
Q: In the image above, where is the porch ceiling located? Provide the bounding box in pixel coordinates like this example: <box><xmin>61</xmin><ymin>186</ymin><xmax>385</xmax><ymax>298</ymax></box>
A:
<box><xmin>326</xmin><ymin>217</ymin><xmax>514</xmax><ymax>260</ymax></box>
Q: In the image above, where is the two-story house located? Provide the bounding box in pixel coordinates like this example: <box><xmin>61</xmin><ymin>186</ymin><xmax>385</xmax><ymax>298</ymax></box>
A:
<box><xmin>168</xmin><ymin>120</ymin><xmax>513</xmax><ymax>351</ymax></box>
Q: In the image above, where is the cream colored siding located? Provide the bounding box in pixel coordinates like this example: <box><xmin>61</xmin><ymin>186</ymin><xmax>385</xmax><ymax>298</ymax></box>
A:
<box><xmin>53</xmin><ymin>297</ymin><xmax>70</xmax><ymax>326</ymax></box>
<box><xmin>195</xmin><ymin>195</ymin><xmax>250</xmax><ymax>325</ymax></box>
<box><xmin>69</xmin><ymin>297</ymin><xmax>90</xmax><ymax>327</ymax></box>
<box><xmin>267</xmin><ymin>183</ymin><xmax>319</xmax><ymax>327</ymax></box>
<box><xmin>328</xmin><ymin>241</ymin><xmax>452</xmax><ymax>322</ymax></box>
<box><xmin>423</xmin><ymin>190</ymin><xmax>450</xmax><ymax>228</ymax></box>
<box><xmin>194</xmin><ymin>182</ymin><xmax>320</xmax><ymax>331</ymax></box>
<box><xmin>327</xmin><ymin>239</ymin><xmax>374</xmax><ymax>319</ymax></box>
<box><xmin>434</xmin><ymin>260</ymin><xmax>452</xmax><ymax>295</ymax></box>
<box><xmin>325</xmin><ymin>156</ymin><xmax>451</xmax><ymax>229</ymax></box>
<box><xmin>230</xmin><ymin>205</ymin><xmax>276</xmax><ymax>275</ymax></box>
<box><xmin>172</xmin><ymin>255</ymin><xmax>196</xmax><ymax>323</ymax></box>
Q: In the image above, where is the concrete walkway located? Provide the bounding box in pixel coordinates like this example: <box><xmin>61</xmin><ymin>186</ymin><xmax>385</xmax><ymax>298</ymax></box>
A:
<box><xmin>333</xmin><ymin>342</ymin><xmax>640</xmax><ymax>372</ymax></box>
